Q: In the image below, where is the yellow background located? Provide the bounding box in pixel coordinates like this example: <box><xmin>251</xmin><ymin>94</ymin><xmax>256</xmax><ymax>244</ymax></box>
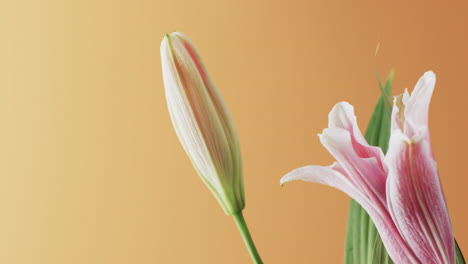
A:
<box><xmin>0</xmin><ymin>0</ymin><xmax>467</xmax><ymax>263</ymax></box>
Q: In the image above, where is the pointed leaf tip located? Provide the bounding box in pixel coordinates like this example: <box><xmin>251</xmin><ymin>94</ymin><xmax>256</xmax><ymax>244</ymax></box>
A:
<box><xmin>374</xmin><ymin>45</ymin><xmax>393</xmax><ymax>117</ymax></box>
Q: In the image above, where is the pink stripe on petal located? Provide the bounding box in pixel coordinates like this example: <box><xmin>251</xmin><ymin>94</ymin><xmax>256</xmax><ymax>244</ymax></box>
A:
<box><xmin>386</xmin><ymin>131</ymin><xmax>454</xmax><ymax>264</ymax></box>
<box><xmin>320</xmin><ymin>128</ymin><xmax>387</xmax><ymax>206</ymax></box>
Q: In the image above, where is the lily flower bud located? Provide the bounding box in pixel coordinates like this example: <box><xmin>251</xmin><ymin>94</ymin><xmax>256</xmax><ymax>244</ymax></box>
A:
<box><xmin>161</xmin><ymin>32</ymin><xmax>244</xmax><ymax>215</ymax></box>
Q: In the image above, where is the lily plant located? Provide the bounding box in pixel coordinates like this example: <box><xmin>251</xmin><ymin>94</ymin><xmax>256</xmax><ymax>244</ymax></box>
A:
<box><xmin>281</xmin><ymin>71</ymin><xmax>456</xmax><ymax>264</ymax></box>
<box><xmin>161</xmin><ymin>32</ymin><xmax>263</xmax><ymax>264</ymax></box>
<box><xmin>161</xmin><ymin>30</ymin><xmax>464</xmax><ymax>264</ymax></box>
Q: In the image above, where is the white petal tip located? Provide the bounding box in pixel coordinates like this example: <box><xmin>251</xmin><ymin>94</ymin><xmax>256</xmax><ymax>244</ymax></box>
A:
<box><xmin>420</xmin><ymin>71</ymin><xmax>436</xmax><ymax>85</ymax></box>
<box><xmin>279</xmin><ymin>176</ymin><xmax>288</xmax><ymax>186</ymax></box>
<box><xmin>280</xmin><ymin>167</ymin><xmax>310</xmax><ymax>186</ymax></box>
<box><xmin>280</xmin><ymin>172</ymin><xmax>297</xmax><ymax>186</ymax></box>
<box><xmin>424</xmin><ymin>70</ymin><xmax>435</xmax><ymax>78</ymax></box>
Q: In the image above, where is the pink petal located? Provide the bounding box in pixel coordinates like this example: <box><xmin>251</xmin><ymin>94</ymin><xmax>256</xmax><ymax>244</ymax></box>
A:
<box><xmin>280</xmin><ymin>163</ymin><xmax>417</xmax><ymax>263</ymax></box>
<box><xmin>321</xmin><ymin>102</ymin><xmax>388</xmax><ymax>206</ymax></box>
<box><xmin>314</xmin><ymin>102</ymin><xmax>420</xmax><ymax>263</ymax></box>
<box><xmin>328</xmin><ymin>102</ymin><xmax>387</xmax><ymax>162</ymax></box>
<box><xmin>386</xmin><ymin>130</ymin><xmax>455</xmax><ymax>264</ymax></box>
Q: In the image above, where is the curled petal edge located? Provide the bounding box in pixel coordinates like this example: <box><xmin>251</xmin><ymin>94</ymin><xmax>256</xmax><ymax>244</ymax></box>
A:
<box><xmin>281</xmin><ymin>164</ymin><xmax>418</xmax><ymax>263</ymax></box>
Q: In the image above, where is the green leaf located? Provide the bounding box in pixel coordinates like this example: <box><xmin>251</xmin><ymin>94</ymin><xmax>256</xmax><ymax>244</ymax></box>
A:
<box><xmin>344</xmin><ymin>71</ymin><xmax>394</xmax><ymax>264</ymax></box>
<box><xmin>370</xmin><ymin>236</ymin><xmax>393</xmax><ymax>264</ymax></box>
<box><xmin>456</xmin><ymin>239</ymin><xmax>466</xmax><ymax>264</ymax></box>
<box><xmin>374</xmin><ymin>44</ymin><xmax>393</xmax><ymax>118</ymax></box>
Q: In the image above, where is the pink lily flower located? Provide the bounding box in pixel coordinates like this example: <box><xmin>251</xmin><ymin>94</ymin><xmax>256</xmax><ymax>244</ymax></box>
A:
<box><xmin>281</xmin><ymin>71</ymin><xmax>454</xmax><ymax>264</ymax></box>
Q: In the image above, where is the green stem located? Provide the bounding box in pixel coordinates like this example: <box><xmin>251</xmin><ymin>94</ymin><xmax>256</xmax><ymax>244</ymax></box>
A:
<box><xmin>232</xmin><ymin>211</ymin><xmax>263</xmax><ymax>264</ymax></box>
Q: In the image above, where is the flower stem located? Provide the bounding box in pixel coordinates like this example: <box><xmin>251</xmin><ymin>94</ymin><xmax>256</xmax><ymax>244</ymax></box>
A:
<box><xmin>232</xmin><ymin>211</ymin><xmax>263</xmax><ymax>264</ymax></box>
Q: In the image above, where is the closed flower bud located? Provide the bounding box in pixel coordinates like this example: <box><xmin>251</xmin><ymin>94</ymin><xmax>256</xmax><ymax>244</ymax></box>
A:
<box><xmin>161</xmin><ymin>32</ymin><xmax>244</xmax><ymax>215</ymax></box>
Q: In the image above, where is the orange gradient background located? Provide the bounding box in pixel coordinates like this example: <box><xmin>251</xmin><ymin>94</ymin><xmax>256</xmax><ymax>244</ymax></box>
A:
<box><xmin>0</xmin><ymin>0</ymin><xmax>467</xmax><ymax>263</ymax></box>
